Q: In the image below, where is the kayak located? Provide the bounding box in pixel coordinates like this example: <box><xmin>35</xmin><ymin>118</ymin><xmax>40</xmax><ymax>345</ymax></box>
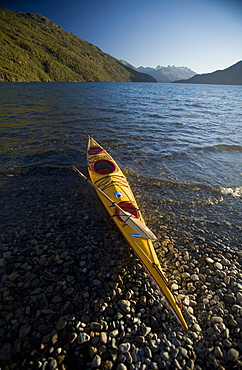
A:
<box><xmin>74</xmin><ymin>135</ymin><xmax>188</xmax><ymax>330</ymax></box>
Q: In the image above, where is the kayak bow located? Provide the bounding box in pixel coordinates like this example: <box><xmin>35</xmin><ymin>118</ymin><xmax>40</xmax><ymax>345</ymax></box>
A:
<box><xmin>74</xmin><ymin>135</ymin><xmax>188</xmax><ymax>330</ymax></box>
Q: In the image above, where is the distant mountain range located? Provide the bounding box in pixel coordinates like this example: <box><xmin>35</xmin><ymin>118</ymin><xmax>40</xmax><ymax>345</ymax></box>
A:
<box><xmin>175</xmin><ymin>61</ymin><xmax>242</xmax><ymax>85</ymax></box>
<box><xmin>120</xmin><ymin>61</ymin><xmax>196</xmax><ymax>82</ymax></box>
<box><xmin>0</xmin><ymin>7</ymin><xmax>155</xmax><ymax>82</ymax></box>
<box><xmin>138</xmin><ymin>65</ymin><xmax>196</xmax><ymax>82</ymax></box>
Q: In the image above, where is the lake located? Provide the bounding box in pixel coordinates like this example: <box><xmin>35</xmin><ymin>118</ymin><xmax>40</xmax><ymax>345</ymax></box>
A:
<box><xmin>0</xmin><ymin>82</ymin><xmax>241</xmax><ymax>249</ymax></box>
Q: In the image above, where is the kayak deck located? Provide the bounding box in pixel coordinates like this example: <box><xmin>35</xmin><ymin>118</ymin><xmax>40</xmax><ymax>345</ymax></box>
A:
<box><xmin>85</xmin><ymin>136</ymin><xmax>188</xmax><ymax>330</ymax></box>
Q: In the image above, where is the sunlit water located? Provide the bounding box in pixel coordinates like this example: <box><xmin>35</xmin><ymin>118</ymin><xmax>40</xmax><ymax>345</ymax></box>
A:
<box><xmin>0</xmin><ymin>82</ymin><xmax>241</xmax><ymax>248</ymax></box>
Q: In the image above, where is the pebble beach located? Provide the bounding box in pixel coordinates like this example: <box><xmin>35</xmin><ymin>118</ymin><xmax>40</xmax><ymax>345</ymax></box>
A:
<box><xmin>0</xmin><ymin>167</ymin><xmax>241</xmax><ymax>370</ymax></box>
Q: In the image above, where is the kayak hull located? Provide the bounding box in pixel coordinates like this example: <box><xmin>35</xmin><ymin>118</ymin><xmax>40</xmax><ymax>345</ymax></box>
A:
<box><xmin>86</xmin><ymin>136</ymin><xmax>188</xmax><ymax>330</ymax></box>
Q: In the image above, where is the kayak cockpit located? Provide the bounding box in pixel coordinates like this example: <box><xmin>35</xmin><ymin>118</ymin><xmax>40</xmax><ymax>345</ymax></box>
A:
<box><xmin>115</xmin><ymin>202</ymin><xmax>140</xmax><ymax>221</ymax></box>
<box><xmin>88</xmin><ymin>146</ymin><xmax>104</xmax><ymax>155</ymax></box>
<box><xmin>92</xmin><ymin>159</ymin><xmax>117</xmax><ymax>175</ymax></box>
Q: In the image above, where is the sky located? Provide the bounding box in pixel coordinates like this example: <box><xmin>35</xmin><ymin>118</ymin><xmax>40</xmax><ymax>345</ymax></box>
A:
<box><xmin>1</xmin><ymin>0</ymin><xmax>242</xmax><ymax>74</ymax></box>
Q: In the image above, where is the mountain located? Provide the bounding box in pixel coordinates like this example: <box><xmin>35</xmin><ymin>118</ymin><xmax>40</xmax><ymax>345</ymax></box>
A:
<box><xmin>136</xmin><ymin>65</ymin><xmax>196</xmax><ymax>82</ymax></box>
<box><xmin>174</xmin><ymin>61</ymin><xmax>242</xmax><ymax>85</ymax></box>
<box><xmin>0</xmin><ymin>7</ymin><xmax>156</xmax><ymax>83</ymax></box>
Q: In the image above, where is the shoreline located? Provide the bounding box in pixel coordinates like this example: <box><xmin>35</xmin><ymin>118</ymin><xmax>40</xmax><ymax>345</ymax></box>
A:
<box><xmin>0</xmin><ymin>168</ymin><xmax>242</xmax><ymax>369</ymax></box>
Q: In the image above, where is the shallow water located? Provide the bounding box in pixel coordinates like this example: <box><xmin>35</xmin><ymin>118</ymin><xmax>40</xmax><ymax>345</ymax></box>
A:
<box><xmin>0</xmin><ymin>82</ymin><xmax>241</xmax><ymax>248</ymax></box>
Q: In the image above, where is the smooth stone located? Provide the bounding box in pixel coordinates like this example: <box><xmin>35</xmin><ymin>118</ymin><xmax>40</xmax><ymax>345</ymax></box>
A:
<box><xmin>119</xmin><ymin>342</ymin><xmax>131</xmax><ymax>354</ymax></box>
<box><xmin>19</xmin><ymin>324</ymin><xmax>31</xmax><ymax>338</ymax></box>
<box><xmin>206</xmin><ymin>257</ymin><xmax>214</xmax><ymax>264</ymax></box>
<box><xmin>93</xmin><ymin>279</ymin><xmax>101</xmax><ymax>286</ymax></box>
<box><xmin>38</xmin><ymin>323</ymin><xmax>54</xmax><ymax>335</ymax></box>
<box><xmin>227</xmin><ymin>348</ymin><xmax>239</xmax><ymax>361</ymax></box>
<box><xmin>82</xmin><ymin>314</ymin><xmax>91</xmax><ymax>323</ymax></box>
<box><xmin>64</xmin><ymin>287</ymin><xmax>74</xmax><ymax>295</ymax></box>
<box><xmin>181</xmin><ymin>272</ymin><xmax>190</xmax><ymax>279</ymax></box>
<box><xmin>100</xmin><ymin>332</ymin><xmax>108</xmax><ymax>344</ymax></box>
<box><xmin>192</xmin><ymin>323</ymin><xmax>202</xmax><ymax>332</ymax></box>
<box><xmin>170</xmin><ymin>283</ymin><xmax>179</xmax><ymax>290</ymax></box>
<box><xmin>237</xmin><ymin>291</ymin><xmax>242</xmax><ymax>306</ymax></box>
<box><xmin>117</xmin><ymin>364</ymin><xmax>127</xmax><ymax>370</ymax></box>
<box><xmin>49</xmin><ymin>359</ymin><xmax>57</xmax><ymax>369</ymax></box>
<box><xmin>68</xmin><ymin>332</ymin><xmax>77</xmax><ymax>343</ymax></box>
<box><xmin>135</xmin><ymin>335</ymin><xmax>145</xmax><ymax>344</ymax></box>
<box><xmin>139</xmin><ymin>295</ymin><xmax>147</xmax><ymax>306</ymax></box>
<box><xmin>52</xmin><ymin>295</ymin><xmax>62</xmax><ymax>303</ymax></box>
<box><xmin>224</xmin><ymin>276</ymin><xmax>231</xmax><ymax>285</ymax></box>
<box><xmin>90</xmin><ymin>322</ymin><xmax>103</xmax><ymax>332</ymax></box>
<box><xmin>183</xmin><ymin>296</ymin><xmax>190</xmax><ymax>306</ymax></box>
<box><xmin>92</xmin><ymin>354</ymin><xmax>101</xmax><ymax>368</ymax></box>
<box><xmin>118</xmin><ymin>299</ymin><xmax>131</xmax><ymax>313</ymax></box>
<box><xmin>223</xmin><ymin>328</ymin><xmax>230</xmax><ymax>339</ymax></box>
<box><xmin>171</xmin><ymin>348</ymin><xmax>179</xmax><ymax>359</ymax></box>
<box><xmin>191</xmin><ymin>274</ymin><xmax>199</xmax><ymax>281</ymax></box>
<box><xmin>161</xmin><ymin>351</ymin><xmax>171</xmax><ymax>361</ymax></box>
<box><xmin>180</xmin><ymin>348</ymin><xmax>188</xmax><ymax>357</ymax></box>
<box><xmin>211</xmin><ymin>316</ymin><xmax>223</xmax><ymax>324</ymax></box>
<box><xmin>224</xmin><ymin>293</ymin><xmax>236</xmax><ymax>304</ymax></box>
<box><xmin>78</xmin><ymin>332</ymin><xmax>90</xmax><ymax>344</ymax></box>
<box><xmin>214</xmin><ymin>346</ymin><xmax>223</xmax><ymax>358</ymax></box>
<box><xmin>144</xmin><ymin>346</ymin><xmax>152</xmax><ymax>358</ymax></box>
<box><xmin>140</xmin><ymin>324</ymin><xmax>151</xmax><ymax>337</ymax></box>
<box><xmin>0</xmin><ymin>343</ymin><xmax>13</xmax><ymax>361</ymax></box>
<box><xmin>56</xmin><ymin>318</ymin><xmax>67</xmax><ymax>331</ymax></box>
<box><xmin>110</xmin><ymin>329</ymin><xmax>119</xmax><ymax>337</ymax></box>
<box><xmin>186</xmin><ymin>359</ymin><xmax>195</xmax><ymax>370</ymax></box>
<box><xmin>214</xmin><ymin>262</ymin><xmax>223</xmax><ymax>270</ymax></box>
<box><xmin>171</xmin><ymin>337</ymin><xmax>181</xmax><ymax>346</ymax></box>
<box><xmin>149</xmin><ymin>340</ymin><xmax>159</xmax><ymax>353</ymax></box>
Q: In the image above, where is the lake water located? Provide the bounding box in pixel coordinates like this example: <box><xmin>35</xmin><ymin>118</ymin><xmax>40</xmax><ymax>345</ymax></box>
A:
<box><xmin>0</xmin><ymin>82</ymin><xmax>241</xmax><ymax>249</ymax></box>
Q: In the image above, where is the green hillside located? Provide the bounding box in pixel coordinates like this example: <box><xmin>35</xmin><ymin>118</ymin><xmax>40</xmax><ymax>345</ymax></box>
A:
<box><xmin>0</xmin><ymin>7</ymin><xmax>156</xmax><ymax>82</ymax></box>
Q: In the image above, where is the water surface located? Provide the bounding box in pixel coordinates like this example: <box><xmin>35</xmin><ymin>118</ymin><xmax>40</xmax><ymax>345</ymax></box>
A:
<box><xmin>0</xmin><ymin>82</ymin><xmax>241</xmax><ymax>248</ymax></box>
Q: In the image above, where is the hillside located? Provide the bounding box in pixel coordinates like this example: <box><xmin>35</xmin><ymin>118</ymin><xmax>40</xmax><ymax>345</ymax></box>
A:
<box><xmin>137</xmin><ymin>65</ymin><xmax>196</xmax><ymax>82</ymax></box>
<box><xmin>0</xmin><ymin>7</ymin><xmax>156</xmax><ymax>83</ymax></box>
<box><xmin>175</xmin><ymin>61</ymin><xmax>242</xmax><ymax>85</ymax></box>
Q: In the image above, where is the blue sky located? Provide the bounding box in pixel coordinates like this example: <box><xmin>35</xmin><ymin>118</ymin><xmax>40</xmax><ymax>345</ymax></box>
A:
<box><xmin>1</xmin><ymin>0</ymin><xmax>242</xmax><ymax>74</ymax></box>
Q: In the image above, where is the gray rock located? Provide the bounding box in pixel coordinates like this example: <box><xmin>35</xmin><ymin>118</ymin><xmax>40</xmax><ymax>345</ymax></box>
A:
<box><xmin>118</xmin><ymin>299</ymin><xmax>131</xmax><ymax>313</ymax></box>
<box><xmin>0</xmin><ymin>343</ymin><xmax>13</xmax><ymax>361</ymax></box>
<box><xmin>186</xmin><ymin>359</ymin><xmax>195</xmax><ymax>370</ymax></box>
<box><xmin>19</xmin><ymin>324</ymin><xmax>31</xmax><ymax>338</ymax></box>
<box><xmin>100</xmin><ymin>332</ymin><xmax>108</xmax><ymax>344</ymax></box>
<box><xmin>140</xmin><ymin>324</ymin><xmax>151</xmax><ymax>337</ymax></box>
<box><xmin>38</xmin><ymin>323</ymin><xmax>54</xmax><ymax>335</ymax></box>
<box><xmin>227</xmin><ymin>348</ymin><xmax>239</xmax><ymax>361</ymax></box>
<box><xmin>214</xmin><ymin>346</ymin><xmax>223</xmax><ymax>358</ymax></box>
<box><xmin>214</xmin><ymin>262</ymin><xmax>223</xmax><ymax>270</ymax></box>
<box><xmin>224</xmin><ymin>293</ymin><xmax>236</xmax><ymax>304</ymax></box>
<box><xmin>180</xmin><ymin>347</ymin><xmax>188</xmax><ymax>358</ymax></box>
<box><xmin>135</xmin><ymin>335</ymin><xmax>145</xmax><ymax>344</ymax></box>
<box><xmin>191</xmin><ymin>274</ymin><xmax>199</xmax><ymax>281</ymax></box>
<box><xmin>149</xmin><ymin>340</ymin><xmax>159</xmax><ymax>353</ymax></box>
<box><xmin>110</xmin><ymin>329</ymin><xmax>119</xmax><ymax>337</ymax></box>
<box><xmin>92</xmin><ymin>354</ymin><xmax>101</xmax><ymax>368</ymax></box>
<box><xmin>78</xmin><ymin>332</ymin><xmax>90</xmax><ymax>344</ymax></box>
<box><xmin>161</xmin><ymin>351</ymin><xmax>171</xmax><ymax>361</ymax></box>
<box><xmin>117</xmin><ymin>364</ymin><xmax>127</xmax><ymax>370</ymax></box>
<box><xmin>49</xmin><ymin>358</ymin><xmax>58</xmax><ymax>369</ymax></box>
<box><xmin>90</xmin><ymin>322</ymin><xmax>103</xmax><ymax>332</ymax></box>
<box><xmin>92</xmin><ymin>279</ymin><xmax>101</xmax><ymax>286</ymax></box>
<box><xmin>211</xmin><ymin>316</ymin><xmax>223</xmax><ymax>324</ymax></box>
<box><xmin>119</xmin><ymin>343</ymin><xmax>131</xmax><ymax>353</ymax></box>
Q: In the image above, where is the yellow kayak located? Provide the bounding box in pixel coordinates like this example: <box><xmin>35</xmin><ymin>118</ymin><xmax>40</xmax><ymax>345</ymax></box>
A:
<box><xmin>74</xmin><ymin>135</ymin><xmax>188</xmax><ymax>330</ymax></box>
